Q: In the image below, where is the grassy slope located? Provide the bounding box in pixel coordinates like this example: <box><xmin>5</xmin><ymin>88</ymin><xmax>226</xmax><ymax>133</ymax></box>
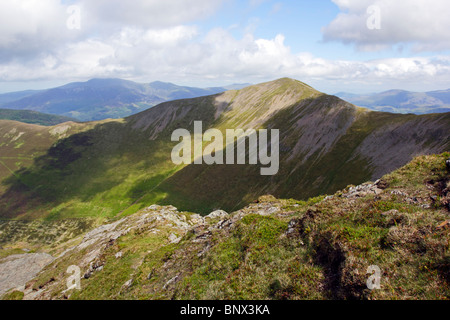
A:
<box><xmin>4</xmin><ymin>153</ymin><xmax>449</xmax><ymax>300</ymax></box>
<box><xmin>0</xmin><ymin>78</ymin><xmax>448</xmax><ymax>220</ymax></box>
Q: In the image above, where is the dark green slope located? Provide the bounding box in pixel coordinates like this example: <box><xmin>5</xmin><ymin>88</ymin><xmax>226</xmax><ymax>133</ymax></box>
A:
<box><xmin>0</xmin><ymin>78</ymin><xmax>449</xmax><ymax>219</ymax></box>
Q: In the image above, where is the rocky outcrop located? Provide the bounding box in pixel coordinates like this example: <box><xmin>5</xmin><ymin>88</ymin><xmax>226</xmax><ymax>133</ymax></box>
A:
<box><xmin>341</xmin><ymin>181</ymin><xmax>384</xmax><ymax>199</ymax></box>
<box><xmin>205</xmin><ymin>210</ymin><xmax>229</xmax><ymax>220</ymax></box>
<box><xmin>10</xmin><ymin>197</ymin><xmax>288</xmax><ymax>300</ymax></box>
<box><xmin>16</xmin><ymin>205</ymin><xmax>209</xmax><ymax>299</ymax></box>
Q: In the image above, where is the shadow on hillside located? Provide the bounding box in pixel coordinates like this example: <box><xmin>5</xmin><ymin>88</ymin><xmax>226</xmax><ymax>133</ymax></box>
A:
<box><xmin>0</xmin><ymin>95</ymin><xmax>368</xmax><ymax>218</ymax></box>
<box><xmin>0</xmin><ymin>118</ymin><xmax>173</xmax><ymax>218</ymax></box>
<box><xmin>0</xmin><ymin>94</ymin><xmax>222</xmax><ymax>219</ymax></box>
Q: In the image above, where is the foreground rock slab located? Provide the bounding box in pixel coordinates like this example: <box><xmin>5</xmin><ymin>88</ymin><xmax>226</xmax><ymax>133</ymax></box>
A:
<box><xmin>0</xmin><ymin>253</ymin><xmax>54</xmax><ymax>296</ymax></box>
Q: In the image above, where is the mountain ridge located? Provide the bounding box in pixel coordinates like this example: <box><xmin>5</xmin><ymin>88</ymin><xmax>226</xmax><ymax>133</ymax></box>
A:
<box><xmin>0</xmin><ymin>78</ymin><xmax>448</xmax><ymax>219</ymax></box>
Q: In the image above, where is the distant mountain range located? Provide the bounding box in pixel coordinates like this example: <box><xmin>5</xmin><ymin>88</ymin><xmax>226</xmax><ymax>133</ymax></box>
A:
<box><xmin>0</xmin><ymin>90</ymin><xmax>43</xmax><ymax>105</ymax></box>
<box><xmin>0</xmin><ymin>79</ymin><xmax>251</xmax><ymax>122</ymax></box>
<box><xmin>335</xmin><ymin>89</ymin><xmax>450</xmax><ymax>114</ymax></box>
<box><xmin>2</xmin><ymin>79</ymin><xmax>447</xmax><ymax>123</ymax></box>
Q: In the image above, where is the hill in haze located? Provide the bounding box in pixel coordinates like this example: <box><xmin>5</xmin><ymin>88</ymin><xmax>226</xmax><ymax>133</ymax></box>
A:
<box><xmin>0</xmin><ymin>78</ymin><xmax>448</xmax><ymax>220</ymax></box>
<box><xmin>0</xmin><ymin>109</ymin><xmax>75</xmax><ymax>126</ymax></box>
<box><xmin>336</xmin><ymin>89</ymin><xmax>450</xmax><ymax>114</ymax></box>
<box><xmin>0</xmin><ymin>90</ymin><xmax>43</xmax><ymax>105</ymax></box>
<box><xmin>0</xmin><ymin>79</ymin><xmax>247</xmax><ymax>122</ymax></box>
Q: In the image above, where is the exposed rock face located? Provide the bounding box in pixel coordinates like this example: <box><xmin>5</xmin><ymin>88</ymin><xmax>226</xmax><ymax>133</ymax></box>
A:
<box><xmin>0</xmin><ymin>253</ymin><xmax>54</xmax><ymax>296</ymax></box>
<box><xmin>57</xmin><ymin>206</ymin><xmax>199</xmax><ymax>268</ymax></box>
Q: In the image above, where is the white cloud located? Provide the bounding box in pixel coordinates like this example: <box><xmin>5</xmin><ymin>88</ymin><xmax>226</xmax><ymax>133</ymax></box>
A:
<box><xmin>323</xmin><ymin>0</ymin><xmax>450</xmax><ymax>52</ymax></box>
<box><xmin>2</xmin><ymin>24</ymin><xmax>449</xmax><ymax>92</ymax></box>
<box><xmin>0</xmin><ymin>0</ymin><xmax>449</xmax><ymax>93</ymax></box>
<box><xmin>0</xmin><ymin>0</ymin><xmax>222</xmax><ymax>62</ymax></box>
<box><xmin>79</xmin><ymin>0</ymin><xmax>224</xmax><ymax>29</ymax></box>
<box><xmin>0</xmin><ymin>0</ymin><xmax>64</xmax><ymax>44</ymax></box>
<box><xmin>0</xmin><ymin>0</ymin><xmax>83</xmax><ymax>62</ymax></box>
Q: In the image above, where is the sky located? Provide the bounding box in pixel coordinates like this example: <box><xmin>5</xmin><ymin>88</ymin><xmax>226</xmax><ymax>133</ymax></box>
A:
<box><xmin>0</xmin><ymin>0</ymin><xmax>450</xmax><ymax>94</ymax></box>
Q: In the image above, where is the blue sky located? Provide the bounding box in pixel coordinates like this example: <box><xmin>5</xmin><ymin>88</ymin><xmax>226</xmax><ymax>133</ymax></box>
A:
<box><xmin>0</xmin><ymin>0</ymin><xmax>449</xmax><ymax>94</ymax></box>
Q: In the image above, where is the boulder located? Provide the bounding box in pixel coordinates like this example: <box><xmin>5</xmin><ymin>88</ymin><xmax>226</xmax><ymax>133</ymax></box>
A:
<box><xmin>205</xmin><ymin>210</ymin><xmax>229</xmax><ymax>220</ymax></box>
<box><xmin>168</xmin><ymin>233</ymin><xmax>181</xmax><ymax>244</ymax></box>
<box><xmin>120</xmin><ymin>279</ymin><xmax>133</xmax><ymax>293</ymax></box>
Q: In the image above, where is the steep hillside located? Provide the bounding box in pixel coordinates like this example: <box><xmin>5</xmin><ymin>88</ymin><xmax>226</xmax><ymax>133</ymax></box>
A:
<box><xmin>0</xmin><ymin>78</ymin><xmax>448</xmax><ymax>220</ymax></box>
<box><xmin>0</xmin><ymin>79</ymin><xmax>236</xmax><ymax>121</ymax></box>
<box><xmin>1</xmin><ymin>153</ymin><xmax>449</xmax><ymax>300</ymax></box>
<box><xmin>0</xmin><ymin>109</ymin><xmax>75</xmax><ymax>126</ymax></box>
<box><xmin>336</xmin><ymin>89</ymin><xmax>450</xmax><ymax>114</ymax></box>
